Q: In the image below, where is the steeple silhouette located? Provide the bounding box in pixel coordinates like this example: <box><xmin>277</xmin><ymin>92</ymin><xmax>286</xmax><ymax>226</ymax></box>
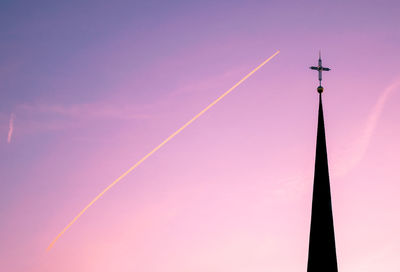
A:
<box><xmin>307</xmin><ymin>55</ymin><xmax>338</xmax><ymax>271</ymax></box>
<box><xmin>307</xmin><ymin>94</ymin><xmax>338</xmax><ymax>271</ymax></box>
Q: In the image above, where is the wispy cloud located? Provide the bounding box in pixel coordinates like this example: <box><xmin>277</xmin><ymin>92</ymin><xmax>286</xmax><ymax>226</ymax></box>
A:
<box><xmin>362</xmin><ymin>80</ymin><xmax>400</xmax><ymax>149</ymax></box>
<box><xmin>10</xmin><ymin>101</ymin><xmax>156</xmax><ymax>136</ymax></box>
<box><xmin>7</xmin><ymin>113</ymin><xmax>15</xmax><ymax>143</ymax></box>
<box><xmin>333</xmin><ymin>79</ymin><xmax>400</xmax><ymax>177</ymax></box>
<box><xmin>17</xmin><ymin>102</ymin><xmax>152</xmax><ymax>121</ymax></box>
<box><xmin>167</xmin><ymin>66</ymin><xmax>246</xmax><ymax>98</ymax></box>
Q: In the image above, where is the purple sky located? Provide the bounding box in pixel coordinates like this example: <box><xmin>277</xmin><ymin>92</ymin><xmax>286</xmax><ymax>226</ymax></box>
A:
<box><xmin>1</xmin><ymin>1</ymin><xmax>400</xmax><ymax>271</ymax></box>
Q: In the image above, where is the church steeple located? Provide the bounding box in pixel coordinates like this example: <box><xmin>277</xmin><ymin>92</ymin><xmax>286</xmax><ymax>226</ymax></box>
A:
<box><xmin>307</xmin><ymin>55</ymin><xmax>338</xmax><ymax>271</ymax></box>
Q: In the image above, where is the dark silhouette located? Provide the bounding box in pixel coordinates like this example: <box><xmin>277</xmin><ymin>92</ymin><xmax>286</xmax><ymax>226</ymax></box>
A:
<box><xmin>307</xmin><ymin>54</ymin><xmax>338</xmax><ymax>271</ymax></box>
<box><xmin>307</xmin><ymin>93</ymin><xmax>338</xmax><ymax>271</ymax></box>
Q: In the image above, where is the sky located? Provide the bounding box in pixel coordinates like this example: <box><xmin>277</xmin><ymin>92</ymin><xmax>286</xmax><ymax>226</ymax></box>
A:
<box><xmin>1</xmin><ymin>0</ymin><xmax>400</xmax><ymax>271</ymax></box>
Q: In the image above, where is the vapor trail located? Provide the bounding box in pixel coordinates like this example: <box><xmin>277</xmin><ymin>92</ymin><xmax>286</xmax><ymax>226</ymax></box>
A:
<box><xmin>7</xmin><ymin>113</ymin><xmax>15</xmax><ymax>143</ymax></box>
<box><xmin>47</xmin><ymin>50</ymin><xmax>280</xmax><ymax>251</ymax></box>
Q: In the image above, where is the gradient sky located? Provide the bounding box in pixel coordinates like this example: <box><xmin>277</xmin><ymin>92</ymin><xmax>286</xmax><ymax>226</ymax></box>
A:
<box><xmin>1</xmin><ymin>1</ymin><xmax>400</xmax><ymax>271</ymax></box>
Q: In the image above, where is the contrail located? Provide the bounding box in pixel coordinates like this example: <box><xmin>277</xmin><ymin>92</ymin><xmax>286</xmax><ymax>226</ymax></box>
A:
<box><xmin>7</xmin><ymin>113</ymin><xmax>15</xmax><ymax>143</ymax></box>
<box><xmin>47</xmin><ymin>50</ymin><xmax>280</xmax><ymax>251</ymax></box>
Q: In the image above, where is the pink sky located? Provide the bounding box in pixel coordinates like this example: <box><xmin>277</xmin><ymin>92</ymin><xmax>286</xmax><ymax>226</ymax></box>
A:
<box><xmin>1</xmin><ymin>1</ymin><xmax>400</xmax><ymax>271</ymax></box>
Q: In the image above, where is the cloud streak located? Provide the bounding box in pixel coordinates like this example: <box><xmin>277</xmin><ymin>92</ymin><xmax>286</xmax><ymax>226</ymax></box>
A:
<box><xmin>362</xmin><ymin>80</ymin><xmax>400</xmax><ymax>149</ymax></box>
<box><xmin>18</xmin><ymin>102</ymin><xmax>152</xmax><ymax>121</ymax></box>
<box><xmin>334</xmin><ymin>79</ymin><xmax>400</xmax><ymax>177</ymax></box>
<box><xmin>7</xmin><ymin>113</ymin><xmax>15</xmax><ymax>143</ymax></box>
<box><xmin>7</xmin><ymin>101</ymin><xmax>154</xmax><ymax>140</ymax></box>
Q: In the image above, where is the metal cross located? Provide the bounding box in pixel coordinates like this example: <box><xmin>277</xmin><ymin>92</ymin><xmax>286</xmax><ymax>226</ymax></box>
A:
<box><xmin>310</xmin><ymin>51</ymin><xmax>331</xmax><ymax>91</ymax></box>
